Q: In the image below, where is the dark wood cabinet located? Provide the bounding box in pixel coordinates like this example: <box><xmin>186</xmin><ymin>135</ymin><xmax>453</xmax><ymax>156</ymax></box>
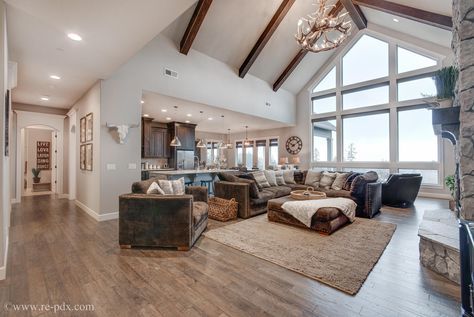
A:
<box><xmin>142</xmin><ymin>118</ymin><xmax>170</xmax><ymax>158</ymax></box>
<box><xmin>176</xmin><ymin>124</ymin><xmax>195</xmax><ymax>150</ymax></box>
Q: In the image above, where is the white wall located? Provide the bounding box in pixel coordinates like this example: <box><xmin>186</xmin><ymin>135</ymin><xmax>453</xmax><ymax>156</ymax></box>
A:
<box><xmin>70</xmin><ymin>82</ymin><xmax>101</xmax><ymax>216</ymax></box>
<box><xmin>0</xmin><ymin>0</ymin><xmax>9</xmax><ymax>280</ymax></box>
<box><xmin>99</xmin><ymin>34</ymin><xmax>296</xmax><ymax>215</ymax></box>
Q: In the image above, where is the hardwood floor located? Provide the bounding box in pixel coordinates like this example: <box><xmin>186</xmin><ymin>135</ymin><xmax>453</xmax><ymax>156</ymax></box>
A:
<box><xmin>0</xmin><ymin>195</ymin><xmax>460</xmax><ymax>316</ymax></box>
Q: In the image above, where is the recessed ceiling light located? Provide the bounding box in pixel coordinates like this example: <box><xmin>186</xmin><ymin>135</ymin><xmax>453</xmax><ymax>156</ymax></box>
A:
<box><xmin>50</xmin><ymin>75</ymin><xmax>61</xmax><ymax>80</ymax></box>
<box><xmin>161</xmin><ymin>109</ymin><xmax>167</xmax><ymax>112</ymax></box>
<box><xmin>141</xmin><ymin>100</ymin><xmax>144</xmax><ymax>104</ymax></box>
<box><xmin>208</xmin><ymin>117</ymin><xmax>213</xmax><ymax>120</ymax></box>
<box><xmin>186</xmin><ymin>113</ymin><xmax>192</xmax><ymax>117</ymax></box>
<box><xmin>143</xmin><ymin>114</ymin><xmax>150</xmax><ymax>117</ymax></box>
<box><xmin>185</xmin><ymin>120</ymin><xmax>190</xmax><ymax>123</ymax></box>
<box><xmin>166</xmin><ymin>117</ymin><xmax>172</xmax><ymax>121</ymax></box>
<box><xmin>67</xmin><ymin>33</ymin><xmax>82</xmax><ymax>41</ymax></box>
<box><xmin>393</xmin><ymin>18</ymin><xmax>399</xmax><ymax>22</ymax></box>
<box><xmin>40</xmin><ymin>96</ymin><xmax>49</xmax><ymax>101</ymax></box>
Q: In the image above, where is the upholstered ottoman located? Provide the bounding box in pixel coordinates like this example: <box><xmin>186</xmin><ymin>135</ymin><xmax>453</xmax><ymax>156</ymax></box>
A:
<box><xmin>267</xmin><ymin>196</ymin><xmax>349</xmax><ymax>234</ymax></box>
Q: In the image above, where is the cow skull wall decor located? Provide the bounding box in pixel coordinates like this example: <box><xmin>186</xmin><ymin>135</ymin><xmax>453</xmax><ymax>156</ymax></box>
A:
<box><xmin>106</xmin><ymin>123</ymin><xmax>139</xmax><ymax>144</ymax></box>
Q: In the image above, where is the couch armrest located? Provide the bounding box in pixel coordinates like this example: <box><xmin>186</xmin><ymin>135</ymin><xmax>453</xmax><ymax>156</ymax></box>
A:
<box><xmin>185</xmin><ymin>186</ymin><xmax>208</xmax><ymax>203</ymax></box>
<box><xmin>214</xmin><ymin>181</ymin><xmax>250</xmax><ymax>218</ymax></box>
<box><xmin>119</xmin><ymin>194</ymin><xmax>193</xmax><ymax>247</ymax></box>
<box><xmin>363</xmin><ymin>182</ymin><xmax>382</xmax><ymax>218</ymax></box>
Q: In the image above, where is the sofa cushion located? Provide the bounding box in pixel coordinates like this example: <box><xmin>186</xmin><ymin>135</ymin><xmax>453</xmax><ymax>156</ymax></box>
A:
<box><xmin>218</xmin><ymin>172</ymin><xmax>239</xmax><ymax>182</ymax></box>
<box><xmin>305</xmin><ymin>170</ymin><xmax>322</xmax><ymax>187</ymax></box>
<box><xmin>320</xmin><ymin>172</ymin><xmax>336</xmax><ymax>189</ymax></box>
<box><xmin>192</xmin><ymin>202</ymin><xmax>208</xmax><ymax>227</ymax></box>
<box><xmin>283</xmin><ymin>170</ymin><xmax>296</xmax><ymax>184</ymax></box>
<box><xmin>285</xmin><ymin>183</ymin><xmax>310</xmax><ymax>190</ymax></box>
<box><xmin>350</xmin><ymin>171</ymin><xmax>379</xmax><ymax>198</ymax></box>
<box><xmin>146</xmin><ymin>182</ymin><xmax>165</xmax><ymax>195</ymax></box>
<box><xmin>132</xmin><ymin>177</ymin><xmax>159</xmax><ymax>194</ymax></box>
<box><xmin>342</xmin><ymin>172</ymin><xmax>361</xmax><ymax>191</ymax></box>
<box><xmin>319</xmin><ymin>188</ymin><xmax>353</xmax><ymax>199</ymax></box>
<box><xmin>264</xmin><ymin>170</ymin><xmax>278</xmax><ymax>186</ymax></box>
<box><xmin>236</xmin><ymin>177</ymin><xmax>260</xmax><ymax>199</ymax></box>
<box><xmin>264</xmin><ymin>186</ymin><xmax>292</xmax><ymax>198</ymax></box>
<box><xmin>250</xmin><ymin>190</ymin><xmax>276</xmax><ymax>206</ymax></box>
<box><xmin>252</xmin><ymin>171</ymin><xmax>271</xmax><ymax>189</ymax></box>
<box><xmin>158</xmin><ymin>178</ymin><xmax>185</xmax><ymax>195</ymax></box>
<box><xmin>331</xmin><ymin>172</ymin><xmax>349</xmax><ymax>190</ymax></box>
<box><xmin>274</xmin><ymin>170</ymin><xmax>286</xmax><ymax>185</ymax></box>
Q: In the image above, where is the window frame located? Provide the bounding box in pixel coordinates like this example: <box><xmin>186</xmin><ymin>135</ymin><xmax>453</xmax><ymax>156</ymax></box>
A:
<box><xmin>235</xmin><ymin>136</ymin><xmax>279</xmax><ymax>169</ymax></box>
<box><xmin>308</xmin><ymin>29</ymin><xmax>444</xmax><ymax>188</ymax></box>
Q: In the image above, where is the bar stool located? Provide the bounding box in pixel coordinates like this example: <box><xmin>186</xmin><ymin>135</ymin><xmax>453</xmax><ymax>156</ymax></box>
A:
<box><xmin>185</xmin><ymin>174</ymin><xmax>197</xmax><ymax>187</ymax></box>
<box><xmin>200</xmin><ymin>179</ymin><xmax>214</xmax><ymax>195</ymax></box>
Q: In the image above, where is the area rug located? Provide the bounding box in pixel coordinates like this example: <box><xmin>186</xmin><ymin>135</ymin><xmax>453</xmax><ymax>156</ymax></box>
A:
<box><xmin>204</xmin><ymin>215</ymin><xmax>396</xmax><ymax>295</ymax></box>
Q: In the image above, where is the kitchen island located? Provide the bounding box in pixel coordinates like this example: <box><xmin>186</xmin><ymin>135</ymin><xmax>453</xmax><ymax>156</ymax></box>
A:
<box><xmin>148</xmin><ymin>169</ymin><xmax>238</xmax><ymax>186</ymax></box>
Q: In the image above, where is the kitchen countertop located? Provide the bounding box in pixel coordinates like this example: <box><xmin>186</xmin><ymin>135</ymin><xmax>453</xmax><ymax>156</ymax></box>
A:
<box><xmin>149</xmin><ymin>169</ymin><xmax>236</xmax><ymax>175</ymax></box>
<box><xmin>142</xmin><ymin>168</ymin><xmax>175</xmax><ymax>171</ymax></box>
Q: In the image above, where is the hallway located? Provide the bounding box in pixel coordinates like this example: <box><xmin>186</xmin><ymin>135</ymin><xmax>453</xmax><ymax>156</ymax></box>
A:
<box><xmin>0</xmin><ymin>195</ymin><xmax>461</xmax><ymax>317</ymax></box>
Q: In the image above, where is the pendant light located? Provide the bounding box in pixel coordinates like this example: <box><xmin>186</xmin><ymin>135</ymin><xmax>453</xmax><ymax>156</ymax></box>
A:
<box><xmin>226</xmin><ymin>128</ymin><xmax>233</xmax><ymax>149</ymax></box>
<box><xmin>170</xmin><ymin>135</ymin><xmax>181</xmax><ymax>147</ymax></box>
<box><xmin>243</xmin><ymin>126</ymin><xmax>251</xmax><ymax>147</ymax></box>
<box><xmin>196</xmin><ymin>138</ymin><xmax>206</xmax><ymax>148</ymax></box>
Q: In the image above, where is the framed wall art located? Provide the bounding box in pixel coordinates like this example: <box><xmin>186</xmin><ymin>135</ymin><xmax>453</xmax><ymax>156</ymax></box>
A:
<box><xmin>85</xmin><ymin>143</ymin><xmax>93</xmax><ymax>171</ymax></box>
<box><xmin>36</xmin><ymin>141</ymin><xmax>50</xmax><ymax>170</ymax></box>
<box><xmin>85</xmin><ymin>112</ymin><xmax>93</xmax><ymax>142</ymax></box>
<box><xmin>80</xmin><ymin>117</ymin><xmax>86</xmax><ymax>143</ymax></box>
<box><xmin>80</xmin><ymin>144</ymin><xmax>86</xmax><ymax>170</ymax></box>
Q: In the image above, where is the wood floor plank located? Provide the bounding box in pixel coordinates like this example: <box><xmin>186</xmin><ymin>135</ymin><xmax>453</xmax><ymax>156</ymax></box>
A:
<box><xmin>0</xmin><ymin>195</ymin><xmax>461</xmax><ymax>317</ymax></box>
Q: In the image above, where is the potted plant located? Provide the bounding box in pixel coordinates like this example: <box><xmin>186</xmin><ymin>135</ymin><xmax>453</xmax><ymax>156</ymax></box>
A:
<box><xmin>433</xmin><ymin>66</ymin><xmax>459</xmax><ymax>108</ymax></box>
<box><xmin>32</xmin><ymin>168</ymin><xmax>41</xmax><ymax>184</ymax></box>
<box><xmin>445</xmin><ymin>174</ymin><xmax>456</xmax><ymax>211</ymax></box>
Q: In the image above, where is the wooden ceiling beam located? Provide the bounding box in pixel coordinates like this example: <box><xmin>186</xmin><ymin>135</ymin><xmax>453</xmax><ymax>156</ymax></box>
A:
<box><xmin>353</xmin><ymin>0</ymin><xmax>452</xmax><ymax>30</ymax></box>
<box><xmin>272</xmin><ymin>1</ymin><xmax>344</xmax><ymax>92</ymax></box>
<box><xmin>340</xmin><ymin>0</ymin><xmax>367</xmax><ymax>30</ymax></box>
<box><xmin>239</xmin><ymin>0</ymin><xmax>296</xmax><ymax>78</ymax></box>
<box><xmin>180</xmin><ymin>0</ymin><xmax>213</xmax><ymax>55</ymax></box>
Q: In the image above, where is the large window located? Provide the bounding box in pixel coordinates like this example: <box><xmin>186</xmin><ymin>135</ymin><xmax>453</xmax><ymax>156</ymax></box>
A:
<box><xmin>311</xmin><ymin>32</ymin><xmax>442</xmax><ymax>186</ymax></box>
<box><xmin>269</xmin><ymin>138</ymin><xmax>279</xmax><ymax>167</ymax></box>
<box><xmin>206</xmin><ymin>142</ymin><xmax>219</xmax><ymax>165</ymax></box>
<box><xmin>256</xmin><ymin>140</ymin><xmax>266</xmax><ymax>170</ymax></box>
<box><xmin>236</xmin><ymin>142</ymin><xmax>243</xmax><ymax>166</ymax></box>
<box><xmin>343</xmin><ymin>112</ymin><xmax>389</xmax><ymax>162</ymax></box>
<box><xmin>245</xmin><ymin>141</ymin><xmax>254</xmax><ymax>169</ymax></box>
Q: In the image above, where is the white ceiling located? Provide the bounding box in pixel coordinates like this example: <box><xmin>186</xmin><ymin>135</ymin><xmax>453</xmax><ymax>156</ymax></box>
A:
<box><xmin>8</xmin><ymin>0</ymin><xmax>453</xmax><ymax>112</ymax></box>
<box><xmin>7</xmin><ymin>0</ymin><xmax>196</xmax><ymax>108</ymax></box>
<box><xmin>142</xmin><ymin>91</ymin><xmax>289</xmax><ymax>134</ymax></box>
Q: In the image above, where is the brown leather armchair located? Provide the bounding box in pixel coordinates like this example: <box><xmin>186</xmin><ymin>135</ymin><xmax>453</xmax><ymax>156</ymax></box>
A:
<box><xmin>119</xmin><ymin>180</ymin><xmax>208</xmax><ymax>250</ymax></box>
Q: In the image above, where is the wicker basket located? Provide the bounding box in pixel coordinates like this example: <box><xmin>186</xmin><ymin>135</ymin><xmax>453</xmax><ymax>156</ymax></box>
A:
<box><xmin>208</xmin><ymin>197</ymin><xmax>238</xmax><ymax>221</ymax></box>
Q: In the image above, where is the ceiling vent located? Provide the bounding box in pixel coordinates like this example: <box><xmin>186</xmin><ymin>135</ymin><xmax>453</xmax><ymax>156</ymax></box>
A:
<box><xmin>164</xmin><ymin>68</ymin><xmax>178</xmax><ymax>79</ymax></box>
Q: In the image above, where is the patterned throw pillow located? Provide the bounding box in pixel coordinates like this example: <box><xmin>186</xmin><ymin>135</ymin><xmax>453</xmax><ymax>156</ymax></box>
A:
<box><xmin>252</xmin><ymin>171</ymin><xmax>271</xmax><ymax>188</ymax></box>
<box><xmin>264</xmin><ymin>170</ymin><xmax>278</xmax><ymax>187</ymax></box>
<box><xmin>342</xmin><ymin>172</ymin><xmax>360</xmax><ymax>191</ymax></box>
<box><xmin>146</xmin><ymin>182</ymin><xmax>165</xmax><ymax>195</ymax></box>
<box><xmin>274</xmin><ymin>170</ymin><xmax>286</xmax><ymax>186</ymax></box>
<box><xmin>331</xmin><ymin>172</ymin><xmax>349</xmax><ymax>190</ymax></box>
<box><xmin>319</xmin><ymin>172</ymin><xmax>336</xmax><ymax>189</ymax></box>
<box><xmin>305</xmin><ymin>170</ymin><xmax>322</xmax><ymax>187</ymax></box>
<box><xmin>283</xmin><ymin>170</ymin><xmax>296</xmax><ymax>184</ymax></box>
<box><xmin>158</xmin><ymin>178</ymin><xmax>185</xmax><ymax>195</ymax></box>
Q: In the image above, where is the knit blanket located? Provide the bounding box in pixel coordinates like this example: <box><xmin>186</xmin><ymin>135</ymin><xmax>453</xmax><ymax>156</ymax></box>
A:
<box><xmin>281</xmin><ymin>198</ymin><xmax>357</xmax><ymax>228</ymax></box>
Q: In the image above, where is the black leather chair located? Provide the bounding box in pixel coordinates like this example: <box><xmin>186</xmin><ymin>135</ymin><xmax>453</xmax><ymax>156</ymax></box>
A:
<box><xmin>382</xmin><ymin>173</ymin><xmax>422</xmax><ymax>208</ymax></box>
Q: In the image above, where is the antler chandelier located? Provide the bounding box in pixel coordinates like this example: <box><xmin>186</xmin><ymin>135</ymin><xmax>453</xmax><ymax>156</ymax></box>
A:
<box><xmin>295</xmin><ymin>0</ymin><xmax>352</xmax><ymax>53</ymax></box>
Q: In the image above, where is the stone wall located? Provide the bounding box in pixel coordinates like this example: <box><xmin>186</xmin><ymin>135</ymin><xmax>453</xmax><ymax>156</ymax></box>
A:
<box><xmin>453</xmin><ymin>0</ymin><xmax>474</xmax><ymax>220</ymax></box>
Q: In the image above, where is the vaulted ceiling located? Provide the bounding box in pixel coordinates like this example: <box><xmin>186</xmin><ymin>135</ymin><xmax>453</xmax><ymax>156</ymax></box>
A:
<box><xmin>7</xmin><ymin>0</ymin><xmax>453</xmax><ymax>110</ymax></box>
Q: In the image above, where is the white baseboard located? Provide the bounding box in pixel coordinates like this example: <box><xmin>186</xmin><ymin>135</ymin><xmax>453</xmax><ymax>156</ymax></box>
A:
<box><xmin>0</xmin><ymin>234</ymin><xmax>9</xmax><ymax>280</ymax></box>
<box><xmin>418</xmin><ymin>192</ymin><xmax>451</xmax><ymax>200</ymax></box>
<box><xmin>58</xmin><ymin>193</ymin><xmax>69</xmax><ymax>199</ymax></box>
<box><xmin>10</xmin><ymin>198</ymin><xmax>19</xmax><ymax>204</ymax></box>
<box><xmin>75</xmin><ymin>200</ymin><xmax>118</xmax><ymax>222</ymax></box>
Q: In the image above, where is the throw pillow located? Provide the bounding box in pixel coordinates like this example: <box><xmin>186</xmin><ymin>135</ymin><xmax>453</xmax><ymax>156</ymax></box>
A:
<box><xmin>319</xmin><ymin>171</ymin><xmax>336</xmax><ymax>189</ymax></box>
<box><xmin>218</xmin><ymin>172</ymin><xmax>239</xmax><ymax>182</ymax></box>
<box><xmin>236</xmin><ymin>177</ymin><xmax>260</xmax><ymax>199</ymax></box>
<box><xmin>158</xmin><ymin>179</ymin><xmax>174</xmax><ymax>194</ymax></box>
<box><xmin>146</xmin><ymin>181</ymin><xmax>165</xmax><ymax>195</ymax></box>
<box><xmin>283</xmin><ymin>170</ymin><xmax>296</xmax><ymax>184</ymax></box>
<box><xmin>274</xmin><ymin>170</ymin><xmax>286</xmax><ymax>186</ymax></box>
<box><xmin>304</xmin><ymin>170</ymin><xmax>322</xmax><ymax>187</ymax></box>
<box><xmin>252</xmin><ymin>171</ymin><xmax>271</xmax><ymax>188</ymax></box>
<box><xmin>172</xmin><ymin>177</ymin><xmax>185</xmax><ymax>195</ymax></box>
<box><xmin>342</xmin><ymin>172</ymin><xmax>360</xmax><ymax>191</ymax></box>
<box><xmin>264</xmin><ymin>170</ymin><xmax>278</xmax><ymax>187</ymax></box>
<box><xmin>331</xmin><ymin>172</ymin><xmax>349</xmax><ymax>190</ymax></box>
